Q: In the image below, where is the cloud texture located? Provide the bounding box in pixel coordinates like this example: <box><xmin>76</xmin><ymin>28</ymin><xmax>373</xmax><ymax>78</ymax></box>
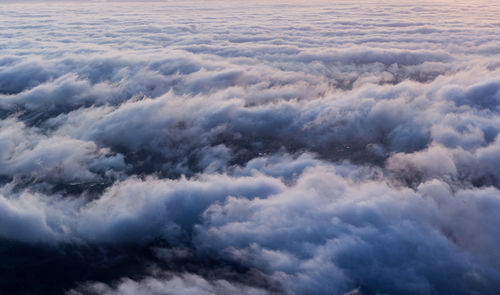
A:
<box><xmin>1</xmin><ymin>0</ymin><xmax>500</xmax><ymax>294</ymax></box>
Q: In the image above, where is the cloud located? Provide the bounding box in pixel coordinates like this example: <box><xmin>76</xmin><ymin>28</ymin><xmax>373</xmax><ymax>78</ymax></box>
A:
<box><xmin>0</xmin><ymin>118</ymin><xmax>127</xmax><ymax>184</ymax></box>
<box><xmin>194</xmin><ymin>166</ymin><xmax>500</xmax><ymax>295</ymax></box>
<box><xmin>69</xmin><ymin>273</ymin><xmax>274</xmax><ymax>295</ymax></box>
<box><xmin>1</xmin><ymin>0</ymin><xmax>500</xmax><ymax>294</ymax></box>
<box><xmin>2</xmin><ymin>159</ymin><xmax>500</xmax><ymax>294</ymax></box>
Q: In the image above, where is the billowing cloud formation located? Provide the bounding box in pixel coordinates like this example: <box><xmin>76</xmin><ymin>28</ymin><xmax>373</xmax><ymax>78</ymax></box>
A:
<box><xmin>69</xmin><ymin>273</ymin><xmax>273</xmax><ymax>295</ymax></box>
<box><xmin>1</xmin><ymin>0</ymin><xmax>500</xmax><ymax>294</ymax></box>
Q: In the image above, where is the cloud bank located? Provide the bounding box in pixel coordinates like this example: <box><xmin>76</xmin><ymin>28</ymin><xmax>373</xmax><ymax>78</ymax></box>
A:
<box><xmin>1</xmin><ymin>0</ymin><xmax>500</xmax><ymax>294</ymax></box>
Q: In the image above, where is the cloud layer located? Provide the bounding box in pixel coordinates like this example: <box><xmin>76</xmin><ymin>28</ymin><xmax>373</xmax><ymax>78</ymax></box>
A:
<box><xmin>1</xmin><ymin>0</ymin><xmax>500</xmax><ymax>294</ymax></box>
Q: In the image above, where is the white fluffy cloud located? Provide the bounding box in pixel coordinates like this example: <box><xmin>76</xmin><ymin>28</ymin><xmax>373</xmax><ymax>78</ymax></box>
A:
<box><xmin>69</xmin><ymin>273</ymin><xmax>273</xmax><ymax>295</ymax></box>
<box><xmin>1</xmin><ymin>0</ymin><xmax>500</xmax><ymax>294</ymax></box>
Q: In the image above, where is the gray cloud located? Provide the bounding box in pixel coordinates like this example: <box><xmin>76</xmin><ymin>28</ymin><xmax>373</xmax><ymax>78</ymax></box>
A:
<box><xmin>69</xmin><ymin>273</ymin><xmax>273</xmax><ymax>295</ymax></box>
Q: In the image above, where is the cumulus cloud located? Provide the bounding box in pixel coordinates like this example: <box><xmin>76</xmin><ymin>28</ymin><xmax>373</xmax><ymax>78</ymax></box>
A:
<box><xmin>69</xmin><ymin>273</ymin><xmax>273</xmax><ymax>295</ymax></box>
<box><xmin>195</xmin><ymin>166</ymin><xmax>500</xmax><ymax>295</ymax></box>
<box><xmin>3</xmin><ymin>160</ymin><xmax>500</xmax><ymax>294</ymax></box>
<box><xmin>1</xmin><ymin>0</ymin><xmax>500</xmax><ymax>294</ymax></box>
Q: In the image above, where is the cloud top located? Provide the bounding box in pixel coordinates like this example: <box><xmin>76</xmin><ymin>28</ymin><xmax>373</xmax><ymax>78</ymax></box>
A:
<box><xmin>1</xmin><ymin>1</ymin><xmax>500</xmax><ymax>294</ymax></box>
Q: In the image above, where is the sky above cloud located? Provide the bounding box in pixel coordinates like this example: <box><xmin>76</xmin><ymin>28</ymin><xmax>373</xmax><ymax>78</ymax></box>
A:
<box><xmin>1</xmin><ymin>0</ymin><xmax>500</xmax><ymax>294</ymax></box>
